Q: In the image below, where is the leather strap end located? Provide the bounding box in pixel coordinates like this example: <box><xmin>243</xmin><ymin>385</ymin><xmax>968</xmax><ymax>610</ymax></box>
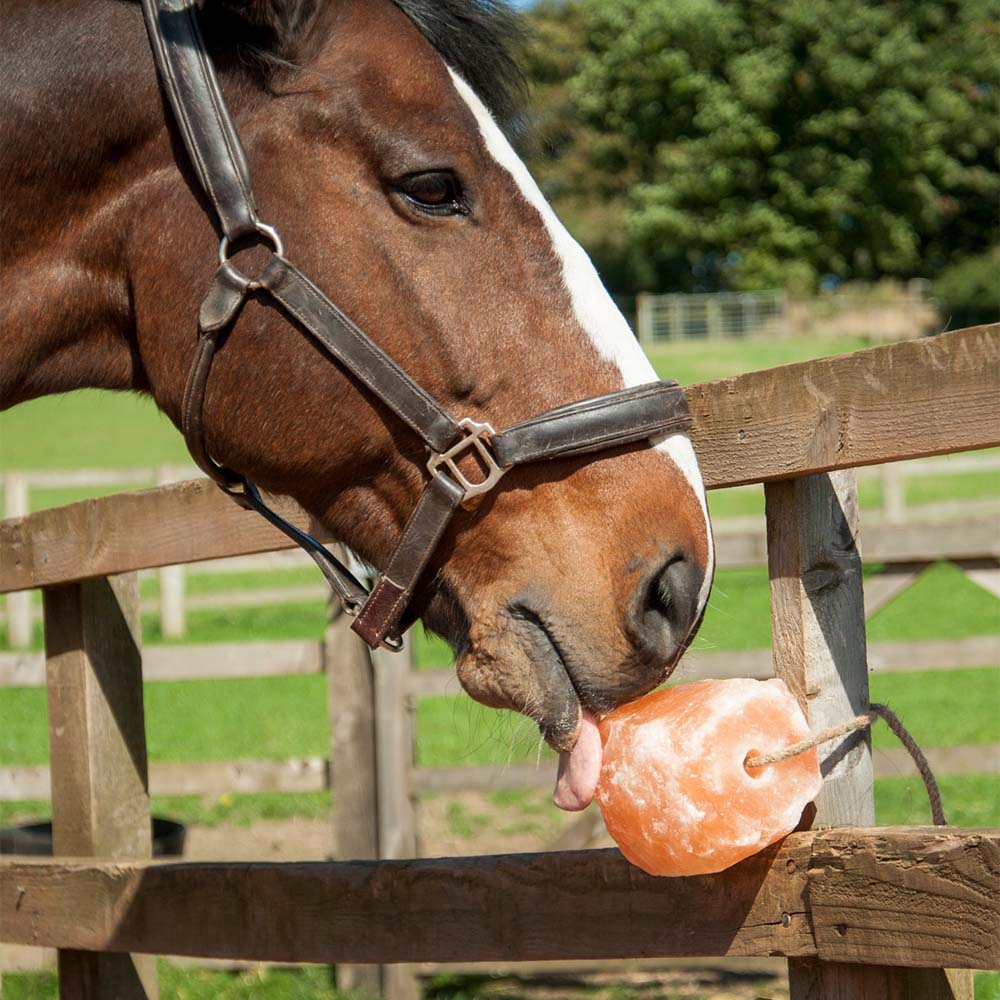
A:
<box><xmin>350</xmin><ymin>471</ymin><xmax>465</xmax><ymax>649</ymax></box>
<box><xmin>198</xmin><ymin>262</ymin><xmax>251</xmax><ymax>334</ymax></box>
<box><xmin>493</xmin><ymin>381</ymin><xmax>693</xmax><ymax>467</ymax></box>
<box><xmin>351</xmin><ymin>576</ymin><xmax>407</xmax><ymax>649</ymax></box>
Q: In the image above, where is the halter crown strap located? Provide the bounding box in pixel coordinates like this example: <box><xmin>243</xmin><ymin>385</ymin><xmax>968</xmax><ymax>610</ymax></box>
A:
<box><xmin>140</xmin><ymin>0</ymin><xmax>695</xmax><ymax>651</ymax></box>
<box><xmin>140</xmin><ymin>0</ymin><xmax>258</xmax><ymax>241</ymax></box>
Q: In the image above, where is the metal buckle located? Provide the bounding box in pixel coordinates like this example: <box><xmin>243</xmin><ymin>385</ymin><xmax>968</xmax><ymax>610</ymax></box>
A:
<box><xmin>427</xmin><ymin>418</ymin><xmax>506</xmax><ymax>500</ymax></box>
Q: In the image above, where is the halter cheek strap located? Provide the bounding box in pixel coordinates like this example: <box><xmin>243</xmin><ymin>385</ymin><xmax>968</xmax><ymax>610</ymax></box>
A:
<box><xmin>141</xmin><ymin>0</ymin><xmax>694</xmax><ymax>650</ymax></box>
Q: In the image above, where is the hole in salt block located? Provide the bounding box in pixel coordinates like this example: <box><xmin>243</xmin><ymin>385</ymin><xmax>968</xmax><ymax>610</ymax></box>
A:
<box><xmin>743</xmin><ymin>749</ymin><xmax>765</xmax><ymax>779</ymax></box>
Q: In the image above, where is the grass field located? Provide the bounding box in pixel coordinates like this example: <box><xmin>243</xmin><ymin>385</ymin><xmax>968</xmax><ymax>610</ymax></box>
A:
<box><xmin>2</xmin><ymin>332</ymin><xmax>998</xmax><ymax>997</ymax></box>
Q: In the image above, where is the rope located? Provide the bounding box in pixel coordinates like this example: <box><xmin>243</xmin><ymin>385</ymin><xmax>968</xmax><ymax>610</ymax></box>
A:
<box><xmin>744</xmin><ymin>702</ymin><xmax>946</xmax><ymax>825</ymax></box>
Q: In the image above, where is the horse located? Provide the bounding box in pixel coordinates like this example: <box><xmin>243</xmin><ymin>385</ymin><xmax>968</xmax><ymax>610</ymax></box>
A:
<box><xmin>1</xmin><ymin>0</ymin><xmax>714</xmax><ymax>810</ymax></box>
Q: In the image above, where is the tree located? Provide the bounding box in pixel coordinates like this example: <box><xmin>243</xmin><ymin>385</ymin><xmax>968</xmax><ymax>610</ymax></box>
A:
<box><xmin>521</xmin><ymin>0</ymin><xmax>1000</xmax><ymax>294</ymax></box>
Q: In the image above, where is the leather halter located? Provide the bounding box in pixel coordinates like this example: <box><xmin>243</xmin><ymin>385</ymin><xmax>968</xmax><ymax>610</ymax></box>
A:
<box><xmin>140</xmin><ymin>0</ymin><xmax>694</xmax><ymax>650</ymax></box>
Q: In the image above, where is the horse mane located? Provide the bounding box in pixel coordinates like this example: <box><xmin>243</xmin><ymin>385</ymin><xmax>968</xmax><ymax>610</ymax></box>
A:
<box><xmin>392</xmin><ymin>0</ymin><xmax>525</xmax><ymax>130</ymax></box>
<box><xmin>210</xmin><ymin>0</ymin><xmax>526</xmax><ymax>130</ymax></box>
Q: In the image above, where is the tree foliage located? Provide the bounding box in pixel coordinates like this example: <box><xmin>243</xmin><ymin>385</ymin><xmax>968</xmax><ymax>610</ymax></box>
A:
<box><xmin>521</xmin><ymin>0</ymin><xmax>1000</xmax><ymax>294</ymax></box>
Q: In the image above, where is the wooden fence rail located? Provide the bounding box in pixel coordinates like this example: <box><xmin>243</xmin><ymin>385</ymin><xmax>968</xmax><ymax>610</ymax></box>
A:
<box><xmin>3</xmin><ymin>324</ymin><xmax>997</xmax><ymax>596</ymax></box>
<box><xmin>3</xmin><ymin>829</ymin><xmax>998</xmax><ymax>969</ymax></box>
<box><xmin>2</xmin><ymin>324</ymin><xmax>999</xmax><ymax>1000</ymax></box>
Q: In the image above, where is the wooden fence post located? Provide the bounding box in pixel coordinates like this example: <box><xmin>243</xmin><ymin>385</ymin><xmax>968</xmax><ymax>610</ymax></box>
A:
<box><xmin>881</xmin><ymin>463</ymin><xmax>906</xmax><ymax>524</ymax></box>
<box><xmin>373</xmin><ymin>638</ymin><xmax>420</xmax><ymax>1000</ymax></box>
<box><xmin>43</xmin><ymin>573</ymin><xmax>157</xmax><ymax>999</ymax></box>
<box><xmin>4</xmin><ymin>474</ymin><xmax>33</xmax><ymax>649</ymax></box>
<box><xmin>156</xmin><ymin>468</ymin><xmax>186</xmax><ymax>639</ymax></box>
<box><xmin>325</xmin><ymin>602</ymin><xmax>380</xmax><ymax>997</ymax></box>
<box><xmin>765</xmin><ymin>471</ymin><xmax>972</xmax><ymax>1000</ymax></box>
<box><xmin>635</xmin><ymin>292</ymin><xmax>653</xmax><ymax>347</ymax></box>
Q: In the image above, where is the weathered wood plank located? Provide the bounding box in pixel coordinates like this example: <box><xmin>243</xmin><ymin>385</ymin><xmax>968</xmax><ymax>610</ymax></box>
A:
<box><xmin>766</xmin><ymin>471</ymin><xmax>883</xmax><ymax>999</ymax></box>
<box><xmin>0</xmin><ymin>480</ymin><xmax>327</xmax><ymax>594</ymax></box>
<box><xmin>766</xmin><ymin>473</ymin><xmax>974</xmax><ymax>998</ymax></box>
<box><xmin>766</xmin><ymin>472</ymin><xmax>876</xmax><ymax>821</ymax></box>
<box><xmin>689</xmin><ymin>323</ymin><xmax>1000</xmax><ymax>489</ymax></box>
<box><xmin>42</xmin><ymin>575</ymin><xmax>157</xmax><ymax>999</ymax></box>
<box><xmin>0</xmin><ymin>838</ymin><xmax>813</xmax><ymax>963</ymax></box>
<box><xmin>2</xmin><ymin>829</ymin><xmax>996</xmax><ymax>967</ymax></box>
<box><xmin>324</xmin><ymin>603</ymin><xmax>380</xmax><ymax>997</ymax></box>
<box><xmin>371</xmin><ymin>641</ymin><xmax>421</xmax><ymax>1000</ymax></box>
<box><xmin>3</xmin><ymin>326</ymin><xmax>998</xmax><ymax>594</ymax></box>
<box><xmin>806</xmin><ymin>828</ymin><xmax>999</xmax><ymax>973</ymax></box>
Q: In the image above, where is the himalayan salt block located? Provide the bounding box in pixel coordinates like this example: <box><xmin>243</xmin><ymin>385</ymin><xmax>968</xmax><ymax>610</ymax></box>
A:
<box><xmin>595</xmin><ymin>677</ymin><xmax>822</xmax><ymax>877</ymax></box>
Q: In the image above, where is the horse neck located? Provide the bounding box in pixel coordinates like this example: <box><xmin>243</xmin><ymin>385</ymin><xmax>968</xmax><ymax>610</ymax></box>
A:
<box><xmin>1</xmin><ymin>0</ymin><xmax>209</xmax><ymax>409</ymax></box>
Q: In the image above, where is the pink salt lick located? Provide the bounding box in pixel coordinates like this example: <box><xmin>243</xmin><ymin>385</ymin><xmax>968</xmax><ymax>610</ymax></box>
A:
<box><xmin>590</xmin><ymin>677</ymin><xmax>822</xmax><ymax>877</ymax></box>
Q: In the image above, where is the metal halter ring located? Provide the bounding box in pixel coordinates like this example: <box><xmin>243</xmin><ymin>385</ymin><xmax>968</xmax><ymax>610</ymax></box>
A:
<box><xmin>427</xmin><ymin>418</ymin><xmax>507</xmax><ymax>501</ymax></box>
<box><xmin>218</xmin><ymin>222</ymin><xmax>285</xmax><ymax>287</ymax></box>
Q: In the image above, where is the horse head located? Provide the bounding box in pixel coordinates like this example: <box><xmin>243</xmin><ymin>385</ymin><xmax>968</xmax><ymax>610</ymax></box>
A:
<box><xmin>1</xmin><ymin>0</ymin><xmax>714</xmax><ymax>808</ymax></box>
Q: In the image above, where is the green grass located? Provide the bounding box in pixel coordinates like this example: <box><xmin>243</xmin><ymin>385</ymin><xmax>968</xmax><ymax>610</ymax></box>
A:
<box><xmin>0</xmin><ymin>390</ymin><xmax>188</xmax><ymax>471</ymax></box>
<box><xmin>875</xmin><ymin>774</ymin><xmax>1000</xmax><ymax>828</ymax></box>
<box><xmin>0</xmin><ymin>674</ymin><xmax>330</xmax><ymax>767</ymax></box>
<box><xmin>866</xmin><ymin>561</ymin><xmax>1000</xmax><ymax>642</ymax></box>
<box><xmin>4</xmin><ymin>964</ymin><xmax>998</xmax><ymax>1000</ymax></box>
<box><xmin>0</xmin><ymin>791</ymin><xmax>332</xmax><ymax>830</ymax></box>
<box><xmin>645</xmin><ymin>335</ymin><xmax>873</xmax><ymax>386</ymax></box>
<box><xmin>869</xmin><ymin>668</ymin><xmax>1000</xmax><ymax>749</ymax></box>
<box><xmin>0</xmin><ymin>964</ymin><xmax>361</xmax><ymax>1000</ymax></box>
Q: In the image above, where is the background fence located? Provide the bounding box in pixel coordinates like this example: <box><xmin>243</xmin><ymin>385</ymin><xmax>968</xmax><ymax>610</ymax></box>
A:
<box><xmin>3</xmin><ymin>453</ymin><xmax>997</xmax><ymax>645</ymax></box>
<box><xmin>1</xmin><ymin>324</ymin><xmax>998</xmax><ymax>1000</ymax></box>
<box><xmin>636</xmin><ymin>282</ymin><xmax>939</xmax><ymax>344</ymax></box>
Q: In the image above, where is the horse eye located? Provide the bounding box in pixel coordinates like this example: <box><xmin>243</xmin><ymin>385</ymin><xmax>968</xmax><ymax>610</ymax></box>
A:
<box><xmin>397</xmin><ymin>171</ymin><xmax>466</xmax><ymax>215</ymax></box>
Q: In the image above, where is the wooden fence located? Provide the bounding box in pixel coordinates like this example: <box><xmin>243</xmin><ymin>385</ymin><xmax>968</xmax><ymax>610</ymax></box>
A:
<box><xmin>1</xmin><ymin>324</ymin><xmax>999</xmax><ymax>1000</ymax></box>
<box><xmin>3</xmin><ymin>452</ymin><xmax>997</xmax><ymax>645</ymax></box>
<box><xmin>1</xmin><ymin>628</ymin><xmax>997</xmax><ymax>805</ymax></box>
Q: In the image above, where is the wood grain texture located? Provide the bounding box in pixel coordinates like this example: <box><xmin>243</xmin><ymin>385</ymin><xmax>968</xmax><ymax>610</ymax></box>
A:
<box><xmin>2</xmin><ymin>829</ymin><xmax>996</xmax><ymax>968</ymax></box>
<box><xmin>3</xmin><ymin>325</ymin><xmax>998</xmax><ymax>594</ymax></box>
<box><xmin>806</xmin><ymin>828</ymin><xmax>999</xmax><ymax>973</ymax></box>
<box><xmin>42</xmin><ymin>574</ymin><xmax>157</xmax><ymax>999</ymax></box>
<box><xmin>688</xmin><ymin>323</ymin><xmax>1000</xmax><ymax>489</ymax></box>
<box><xmin>765</xmin><ymin>475</ymin><xmax>977</xmax><ymax>998</ymax></box>
<box><xmin>0</xmin><ymin>840</ymin><xmax>814</xmax><ymax>963</ymax></box>
<box><xmin>0</xmin><ymin>479</ymin><xmax>322</xmax><ymax>593</ymax></box>
<box><xmin>324</xmin><ymin>605</ymin><xmax>380</xmax><ymax>997</ymax></box>
<box><xmin>766</xmin><ymin>472</ymin><xmax>875</xmax><ymax>824</ymax></box>
<box><xmin>787</xmin><ymin>963</ymin><xmax>975</xmax><ymax>999</ymax></box>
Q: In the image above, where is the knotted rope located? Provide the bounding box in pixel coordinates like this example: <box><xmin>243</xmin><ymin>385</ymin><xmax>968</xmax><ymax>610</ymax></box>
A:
<box><xmin>744</xmin><ymin>702</ymin><xmax>946</xmax><ymax>825</ymax></box>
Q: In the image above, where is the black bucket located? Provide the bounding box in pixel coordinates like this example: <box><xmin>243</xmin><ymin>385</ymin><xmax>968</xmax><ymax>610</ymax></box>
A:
<box><xmin>0</xmin><ymin>817</ymin><xmax>186</xmax><ymax>857</ymax></box>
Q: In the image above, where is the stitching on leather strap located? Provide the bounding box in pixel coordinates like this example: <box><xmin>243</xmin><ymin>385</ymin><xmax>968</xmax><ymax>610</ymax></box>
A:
<box><xmin>263</xmin><ymin>259</ymin><xmax>460</xmax><ymax>452</ymax></box>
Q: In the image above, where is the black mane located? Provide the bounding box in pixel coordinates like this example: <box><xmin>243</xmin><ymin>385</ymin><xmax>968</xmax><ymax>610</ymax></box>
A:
<box><xmin>212</xmin><ymin>0</ymin><xmax>525</xmax><ymax>130</ymax></box>
<box><xmin>392</xmin><ymin>0</ymin><xmax>525</xmax><ymax>130</ymax></box>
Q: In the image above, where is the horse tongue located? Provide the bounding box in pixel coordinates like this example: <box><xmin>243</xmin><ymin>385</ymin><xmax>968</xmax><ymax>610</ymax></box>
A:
<box><xmin>553</xmin><ymin>709</ymin><xmax>602</xmax><ymax>812</ymax></box>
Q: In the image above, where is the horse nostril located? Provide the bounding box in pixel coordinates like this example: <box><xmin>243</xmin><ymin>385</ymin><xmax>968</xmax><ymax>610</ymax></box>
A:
<box><xmin>634</xmin><ymin>552</ymin><xmax>703</xmax><ymax>655</ymax></box>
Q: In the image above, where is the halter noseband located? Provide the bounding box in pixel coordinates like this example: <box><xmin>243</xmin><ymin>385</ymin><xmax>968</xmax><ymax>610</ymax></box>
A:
<box><xmin>141</xmin><ymin>0</ymin><xmax>693</xmax><ymax>651</ymax></box>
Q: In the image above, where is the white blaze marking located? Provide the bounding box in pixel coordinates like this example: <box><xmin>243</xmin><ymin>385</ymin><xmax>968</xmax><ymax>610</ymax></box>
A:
<box><xmin>448</xmin><ymin>70</ymin><xmax>715</xmax><ymax>611</ymax></box>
